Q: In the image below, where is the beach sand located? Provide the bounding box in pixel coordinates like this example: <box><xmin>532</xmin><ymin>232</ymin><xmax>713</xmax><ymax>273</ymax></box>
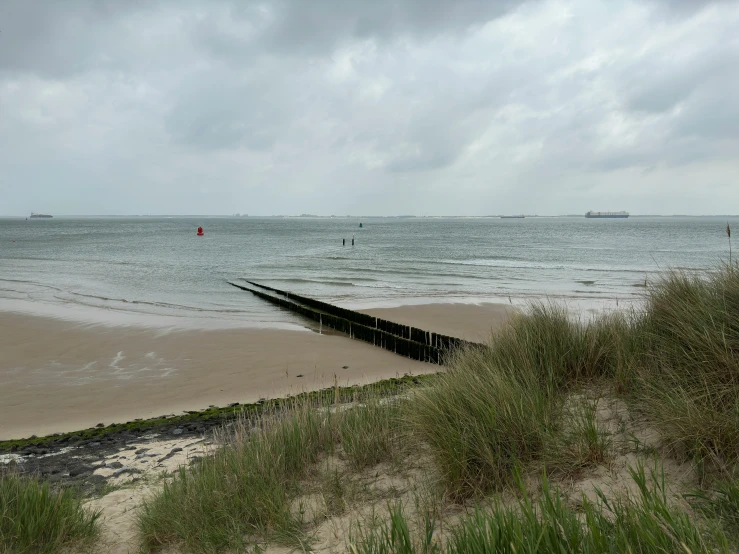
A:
<box><xmin>0</xmin><ymin>302</ymin><xmax>511</xmax><ymax>440</ymax></box>
<box><xmin>363</xmin><ymin>302</ymin><xmax>515</xmax><ymax>342</ymax></box>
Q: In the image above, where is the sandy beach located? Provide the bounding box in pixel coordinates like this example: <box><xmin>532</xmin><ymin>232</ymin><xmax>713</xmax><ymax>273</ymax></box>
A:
<box><xmin>0</xmin><ymin>302</ymin><xmax>511</xmax><ymax>440</ymax></box>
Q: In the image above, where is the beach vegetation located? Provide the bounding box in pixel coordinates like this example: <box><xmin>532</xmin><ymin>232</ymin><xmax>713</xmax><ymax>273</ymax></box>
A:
<box><xmin>137</xmin><ymin>390</ymin><xmax>409</xmax><ymax>552</ymax></box>
<box><xmin>689</xmin><ymin>476</ymin><xmax>739</xmax><ymax>545</ymax></box>
<box><xmin>410</xmin><ymin>302</ymin><xmax>633</xmax><ymax>496</ymax></box>
<box><xmin>349</xmin><ymin>465</ymin><xmax>730</xmax><ymax>554</ymax></box>
<box><xmin>0</xmin><ymin>473</ymin><xmax>100</xmax><ymax>554</ymax></box>
<box><xmin>632</xmin><ymin>264</ymin><xmax>739</xmax><ymax>471</ymax></box>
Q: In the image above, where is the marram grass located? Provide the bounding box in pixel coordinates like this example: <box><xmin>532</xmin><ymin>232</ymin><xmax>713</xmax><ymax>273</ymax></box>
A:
<box><xmin>349</xmin><ymin>465</ymin><xmax>730</xmax><ymax>554</ymax></box>
<box><xmin>137</xmin><ymin>394</ymin><xmax>407</xmax><ymax>552</ymax></box>
<box><xmin>0</xmin><ymin>473</ymin><xmax>100</xmax><ymax>554</ymax></box>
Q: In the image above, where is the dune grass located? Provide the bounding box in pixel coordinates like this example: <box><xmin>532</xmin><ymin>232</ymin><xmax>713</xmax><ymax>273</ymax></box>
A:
<box><xmin>350</xmin><ymin>465</ymin><xmax>730</xmax><ymax>554</ymax></box>
<box><xmin>0</xmin><ymin>473</ymin><xmax>100</xmax><ymax>554</ymax></box>
<box><xmin>137</xmin><ymin>393</ymin><xmax>408</xmax><ymax>552</ymax></box>
<box><xmin>412</xmin><ymin>262</ymin><xmax>739</xmax><ymax>496</ymax></box>
<box><xmin>689</xmin><ymin>477</ymin><xmax>739</xmax><ymax>545</ymax></box>
<box><xmin>411</xmin><ymin>303</ymin><xmax>633</xmax><ymax>496</ymax></box>
<box><xmin>634</xmin><ymin>263</ymin><xmax>739</xmax><ymax>470</ymax></box>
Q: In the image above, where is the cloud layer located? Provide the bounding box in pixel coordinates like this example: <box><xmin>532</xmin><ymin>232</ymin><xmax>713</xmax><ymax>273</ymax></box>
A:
<box><xmin>1</xmin><ymin>0</ymin><xmax>737</xmax><ymax>215</ymax></box>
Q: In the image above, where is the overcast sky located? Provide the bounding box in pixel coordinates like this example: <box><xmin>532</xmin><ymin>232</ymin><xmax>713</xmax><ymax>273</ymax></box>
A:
<box><xmin>1</xmin><ymin>0</ymin><xmax>737</xmax><ymax>216</ymax></box>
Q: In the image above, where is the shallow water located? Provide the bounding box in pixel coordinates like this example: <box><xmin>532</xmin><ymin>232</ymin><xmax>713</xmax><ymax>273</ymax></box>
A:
<box><xmin>0</xmin><ymin>216</ymin><xmax>735</xmax><ymax>327</ymax></box>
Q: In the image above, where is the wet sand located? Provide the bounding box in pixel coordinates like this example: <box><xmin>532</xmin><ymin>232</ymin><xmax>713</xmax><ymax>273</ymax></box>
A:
<box><xmin>0</xmin><ymin>302</ymin><xmax>511</xmax><ymax>440</ymax></box>
<box><xmin>363</xmin><ymin>302</ymin><xmax>515</xmax><ymax>342</ymax></box>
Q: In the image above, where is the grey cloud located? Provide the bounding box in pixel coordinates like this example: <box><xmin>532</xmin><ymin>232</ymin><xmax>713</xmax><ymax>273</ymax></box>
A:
<box><xmin>645</xmin><ymin>0</ymin><xmax>737</xmax><ymax>13</ymax></box>
<box><xmin>1</xmin><ymin>0</ymin><xmax>535</xmax><ymax>78</ymax></box>
<box><xmin>258</xmin><ymin>0</ymin><xmax>535</xmax><ymax>54</ymax></box>
<box><xmin>623</xmin><ymin>44</ymin><xmax>739</xmax><ymax>114</ymax></box>
<box><xmin>0</xmin><ymin>0</ymin><xmax>154</xmax><ymax>76</ymax></box>
<box><xmin>674</xmin><ymin>86</ymin><xmax>739</xmax><ymax>139</ymax></box>
<box><xmin>165</xmin><ymin>69</ymin><xmax>296</xmax><ymax>150</ymax></box>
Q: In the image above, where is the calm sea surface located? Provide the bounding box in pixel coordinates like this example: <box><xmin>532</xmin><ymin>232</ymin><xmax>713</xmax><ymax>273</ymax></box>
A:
<box><xmin>0</xmin><ymin>216</ymin><xmax>736</xmax><ymax>328</ymax></box>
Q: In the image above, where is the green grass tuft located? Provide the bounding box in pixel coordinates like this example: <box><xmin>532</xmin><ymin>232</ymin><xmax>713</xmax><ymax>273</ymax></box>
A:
<box><xmin>0</xmin><ymin>473</ymin><xmax>100</xmax><ymax>554</ymax></box>
<box><xmin>689</xmin><ymin>477</ymin><xmax>739</xmax><ymax>545</ymax></box>
<box><xmin>411</xmin><ymin>303</ymin><xmax>632</xmax><ymax>496</ymax></box>
<box><xmin>635</xmin><ymin>264</ymin><xmax>739</xmax><ymax>468</ymax></box>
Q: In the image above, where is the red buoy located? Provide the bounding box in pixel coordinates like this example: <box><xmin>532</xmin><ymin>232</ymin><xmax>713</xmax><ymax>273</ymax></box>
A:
<box><xmin>197</xmin><ymin>226</ymin><xmax>204</xmax><ymax>236</ymax></box>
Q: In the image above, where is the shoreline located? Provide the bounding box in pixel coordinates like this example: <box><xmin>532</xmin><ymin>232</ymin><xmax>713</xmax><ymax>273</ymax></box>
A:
<box><xmin>0</xmin><ymin>301</ymin><xmax>511</xmax><ymax>440</ymax></box>
<box><xmin>0</xmin><ymin>375</ymin><xmax>432</xmax><ymax>502</ymax></box>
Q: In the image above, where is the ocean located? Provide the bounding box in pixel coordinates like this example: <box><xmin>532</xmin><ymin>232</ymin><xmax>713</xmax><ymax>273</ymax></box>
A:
<box><xmin>0</xmin><ymin>216</ymin><xmax>736</xmax><ymax>329</ymax></box>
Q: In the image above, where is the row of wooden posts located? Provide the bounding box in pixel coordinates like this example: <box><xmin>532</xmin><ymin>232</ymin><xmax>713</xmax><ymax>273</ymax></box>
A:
<box><xmin>229</xmin><ymin>281</ymin><xmax>480</xmax><ymax>364</ymax></box>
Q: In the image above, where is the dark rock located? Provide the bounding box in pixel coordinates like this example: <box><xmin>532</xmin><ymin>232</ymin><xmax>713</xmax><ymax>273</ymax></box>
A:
<box><xmin>135</xmin><ymin>448</ymin><xmax>149</xmax><ymax>455</ymax></box>
<box><xmin>342</xmin><ymin>366</ymin><xmax>349</xmax><ymax>369</ymax></box>
<box><xmin>296</xmin><ymin>374</ymin><xmax>304</xmax><ymax>378</ymax></box>
<box><xmin>228</xmin><ymin>402</ymin><xmax>239</xmax><ymax>407</ymax></box>
<box><xmin>157</xmin><ymin>447</ymin><xmax>183</xmax><ymax>464</ymax></box>
<box><xmin>108</xmin><ymin>461</ymin><xmax>124</xmax><ymax>469</ymax></box>
<box><xmin>96</xmin><ymin>423</ymin><xmax>104</xmax><ymax>428</ymax></box>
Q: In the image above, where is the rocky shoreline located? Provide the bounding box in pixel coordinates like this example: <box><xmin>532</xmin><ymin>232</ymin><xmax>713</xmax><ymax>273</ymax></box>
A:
<box><xmin>0</xmin><ymin>375</ymin><xmax>429</xmax><ymax>496</ymax></box>
<box><xmin>0</xmin><ymin>416</ymin><xmax>223</xmax><ymax>496</ymax></box>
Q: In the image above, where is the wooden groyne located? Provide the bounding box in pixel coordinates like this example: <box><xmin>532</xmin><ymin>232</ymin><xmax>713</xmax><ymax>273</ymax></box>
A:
<box><xmin>229</xmin><ymin>281</ymin><xmax>481</xmax><ymax>364</ymax></box>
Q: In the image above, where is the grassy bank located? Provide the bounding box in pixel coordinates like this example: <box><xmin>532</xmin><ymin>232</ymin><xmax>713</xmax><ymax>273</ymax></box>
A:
<box><xmin>0</xmin><ymin>474</ymin><xmax>100</xmax><ymax>553</ymax></box>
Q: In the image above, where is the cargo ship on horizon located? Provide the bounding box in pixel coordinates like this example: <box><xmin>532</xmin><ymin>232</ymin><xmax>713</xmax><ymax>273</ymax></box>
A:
<box><xmin>30</xmin><ymin>213</ymin><xmax>53</xmax><ymax>218</ymax></box>
<box><xmin>585</xmin><ymin>211</ymin><xmax>629</xmax><ymax>219</ymax></box>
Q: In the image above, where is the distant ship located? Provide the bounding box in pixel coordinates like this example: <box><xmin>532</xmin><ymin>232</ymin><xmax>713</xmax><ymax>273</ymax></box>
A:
<box><xmin>500</xmin><ymin>215</ymin><xmax>525</xmax><ymax>219</ymax></box>
<box><xmin>585</xmin><ymin>211</ymin><xmax>629</xmax><ymax>219</ymax></box>
<box><xmin>30</xmin><ymin>213</ymin><xmax>53</xmax><ymax>218</ymax></box>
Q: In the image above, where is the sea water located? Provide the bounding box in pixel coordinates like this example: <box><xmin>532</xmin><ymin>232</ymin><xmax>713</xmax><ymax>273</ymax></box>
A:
<box><xmin>0</xmin><ymin>216</ymin><xmax>736</xmax><ymax>328</ymax></box>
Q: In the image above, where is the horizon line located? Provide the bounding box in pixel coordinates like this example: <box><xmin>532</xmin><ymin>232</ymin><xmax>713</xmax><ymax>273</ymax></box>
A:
<box><xmin>3</xmin><ymin>214</ymin><xmax>739</xmax><ymax>219</ymax></box>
